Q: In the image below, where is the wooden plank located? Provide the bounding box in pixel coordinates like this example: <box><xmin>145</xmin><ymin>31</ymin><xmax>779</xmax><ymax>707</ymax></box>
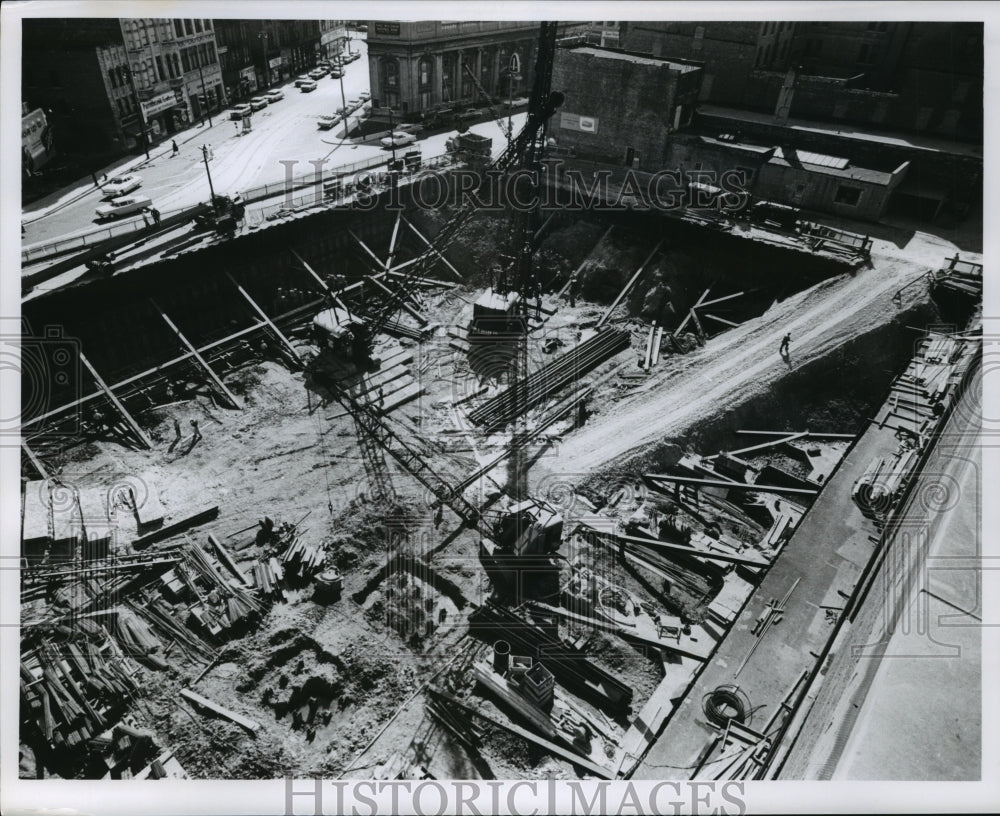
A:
<box><xmin>348</xmin><ymin>228</ymin><xmax>389</xmax><ymax>271</ymax></box>
<box><xmin>533</xmin><ymin>211</ymin><xmax>556</xmax><ymax>242</ymax></box>
<box><xmin>78</xmin><ymin>353</ymin><xmax>154</xmax><ymax>449</ymax></box>
<box><xmin>226</xmin><ymin>273</ymin><xmax>302</xmax><ymax>365</ymax></box>
<box><xmin>698</xmin><ymin>291</ymin><xmax>745</xmax><ymax>308</ymax></box>
<box><xmin>428</xmin><ymin>690</ymin><xmax>614</xmax><ymax>779</ymax></box>
<box><xmin>645</xmin><ymin>473</ymin><xmax>818</xmax><ymax>497</ymax></box>
<box><xmin>208</xmin><ymin>534</ymin><xmax>251</xmax><ymax>587</ymax></box>
<box><xmin>701</xmin><ymin>312</ymin><xmax>740</xmax><ymax>328</ymax></box>
<box><xmin>368</xmin><ymin>274</ymin><xmax>427</xmax><ymax>325</ymax></box>
<box><xmin>651</xmin><ymin>327</ymin><xmax>664</xmax><ymax>365</ymax></box>
<box><xmin>386</xmin><ymin>211</ymin><xmax>403</xmax><ymax>269</ymax></box>
<box><xmin>21</xmin><ymin>441</ymin><xmax>49</xmax><ymax>479</ymax></box>
<box><xmin>150</xmin><ymin>300</ymin><xmax>242</xmax><ymax>410</ymax></box>
<box><xmin>643</xmin><ymin>322</ymin><xmax>657</xmax><ymax>369</ymax></box>
<box><xmin>179</xmin><ymin>688</ymin><xmax>260</xmax><ymax>733</ymax></box>
<box><xmin>706</xmin><ymin>432</ymin><xmax>807</xmax><ymax>459</ymax></box>
<box><xmin>581</xmin><ymin>522</ymin><xmax>770</xmax><ymax>568</ymax></box>
<box><xmin>596</xmin><ymin>240</ymin><xmax>663</xmax><ymax>329</ymax></box>
<box><xmin>131</xmin><ymin>505</ymin><xmax>220</xmax><ymax>550</ymax></box>
<box><xmin>736</xmin><ymin>430</ymin><xmax>856</xmax><ymax>439</ymax></box>
<box><xmin>402</xmin><ymin>217</ymin><xmax>463</xmax><ymax>281</ymax></box>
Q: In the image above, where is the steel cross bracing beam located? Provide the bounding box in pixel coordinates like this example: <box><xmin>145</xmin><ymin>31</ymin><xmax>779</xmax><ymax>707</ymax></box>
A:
<box><xmin>150</xmin><ymin>299</ymin><xmax>243</xmax><ymax>410</ymax></box>
<box><xmin>78</xmin><ymin>352</ymin><xmax>155</xmax><ymax>449</ymax></box>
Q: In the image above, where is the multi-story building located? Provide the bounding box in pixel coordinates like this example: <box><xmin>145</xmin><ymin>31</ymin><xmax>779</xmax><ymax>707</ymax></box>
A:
<box><xmin>550</xmin><ymin>44</ymin><xmax>703</xmax><ymax>169</ymax></box>
<box><xmin>118</xmin><ymin>17</ymin><xmax>225</xmax><ymax>140</ymax></box>
<box><xmin>22</xmin><ymin>17</ymin><xmax>224</xmax><ymax>165</ymax></box>
<box><xmin>365</xmin><ymin>21</ymin><xmax>543</xmax><ymax>117</ymax></box>
<box><xmin>214</xmin><ymin>19</ymin><xmax>341</xmax><ymax>101</ymax></box>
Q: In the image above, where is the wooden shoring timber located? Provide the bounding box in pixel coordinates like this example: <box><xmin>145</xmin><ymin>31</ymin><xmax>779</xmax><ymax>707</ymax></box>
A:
<box><xmin>580</xmin><ymin>522</ymin><xmax>770</xmax><ymax>568</ymax></box>
<box><xmin>24</xmin><ymin>321</ymin><xmax>268</xmax><ymax>432</ymax></box>
<box><xmin>643</xmin><ymin>321</ymin><xmax>657</xmax><ymax>369</ymax></box>
<box><xmin>150</xmin><ymin>300</ymin><xmax>242</xmax><ymax>410</ymax></box>
<box><xmin>651</xmin><ymin>326</ymin><xmax>664</xmax><ymax>365</ymax></box>
<box><xmin>290</xmin><ymin>248</ymin><xmax>353</xmax><ymax>315</ymax></box>
<box><xmin>698</xmin><ymin>291</ymin><xmax>745</xmax><ymax>308</ymax></box>
<box><xmin>736</xmin><ymin>430</ymin><xmax>856</xmax><ymax>438</ymax></box>
<box><xmin>78</xmin><ymin>352</ymin><xmax>155</xmax><ymax>449</ymax></box>
<box><xmin>226</xmin><ymin>272</ymin><xmax>302</xmax><ymax>366</ymax></box>
<box><xmin>426</xmin><ymin>689</ymin><xmax>615</xmax><ymax>779</ymax></box>
<box><xmin>701</xmin><ymin>312</ymin><xmax>740</xmax><ymax>328</ymax></box>
<box><xmin>689</xmin><ymin>307</ymin><xmax>706</xmax><ymax>340</ymax></box>
<box><xmin>347</xmin><ymin>228</ymin><xmax>389</xmax><ymax>271</ymax></box>
<box><xmin>386</xmin><ymin>211</ymin><xmax>403</xmax><ymax>269</ymax></box>
<box><xmin>645</xmin><ymin>473</ymin><xmax>819</xmax><ymax>496</ymax></box>
<box><xmin>705</xmin><ymin>432</ymin><xmax>807</xmax><ymax>460</ymax></box>
<box><xmin>402</xmin><ymin>217</ymin><xmax>463</xmax><ymax>281</ymax></box>
<box><xmin>596</xmin><ymin>240</ymin><xmax>664</xmax><ymax>329</ymax></box>
<box><xmin>533</xmin><ymin>210</ymin><xmax>556</xmax><ymax>243</ymax></box>
<box><xmin>558</xmin><ymin>225</ymin><xmax>614</xmax><ymax>298</ymax></box>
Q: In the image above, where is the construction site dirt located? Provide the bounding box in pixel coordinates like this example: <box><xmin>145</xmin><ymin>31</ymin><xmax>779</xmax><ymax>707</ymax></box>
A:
<box><xmin>16</xmin><ymin>191</ymin><xmax>982</xmax><ymax>783</ymax></box>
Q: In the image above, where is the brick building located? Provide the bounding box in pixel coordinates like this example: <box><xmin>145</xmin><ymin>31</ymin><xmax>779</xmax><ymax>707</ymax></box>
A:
<box><xmin>365</xmin><ymin>21</ymin><xmax>542</xmax><ymax>117</ymax></box>
<box><xmin>214</xmin><ymin>19</ymin><xmax>344</xmax><ymax>101</ymax></box>
<box><xmin>549</xmin><ymin>45</ymin><xmax>703</xmax><ymax>169</ymax></box>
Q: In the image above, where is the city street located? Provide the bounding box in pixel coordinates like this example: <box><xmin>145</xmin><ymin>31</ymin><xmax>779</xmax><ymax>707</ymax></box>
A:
<box><xmin>23</xmin><ymin>32</ymin><xmax>522</xmax><ymax>249</ymax></box>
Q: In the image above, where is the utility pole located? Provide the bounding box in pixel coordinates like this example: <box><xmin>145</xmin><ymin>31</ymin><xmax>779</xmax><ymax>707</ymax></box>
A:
<box><xmin>196</xmin><ymin>57</ymin><xmax>213</xmax><ymax>128</ymax></box>
<box><xmin>201</xmin><ymin>144</ymin><xmax>217</xmax><ymax>211</ymax></box>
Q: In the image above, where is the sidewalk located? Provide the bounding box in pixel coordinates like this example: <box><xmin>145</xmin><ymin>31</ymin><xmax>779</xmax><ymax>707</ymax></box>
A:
<box><xmin>22</xmin><ymin>118</ymin><xmax>225</xmax><ymax>225</ymax></box>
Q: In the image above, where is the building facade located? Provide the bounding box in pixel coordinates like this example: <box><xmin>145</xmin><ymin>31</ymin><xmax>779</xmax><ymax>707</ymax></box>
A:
<box><xmin>365</xmin><ymin>21</ymin><xmax>543</xmax><ymax>117</ymax></box>
<box><xmin>549</xmin><ymin>45</ymin><xmax>703</xmax><ymax>169</ymax></box>
<box><xmin>214</xmin><ymin>19</ymin><xmax>344</xmax><ymax>101</ymax></box>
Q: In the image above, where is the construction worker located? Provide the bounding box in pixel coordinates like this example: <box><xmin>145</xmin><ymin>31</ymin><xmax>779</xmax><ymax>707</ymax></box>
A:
<box><xmin>151</xmin><ymin>207</ymin><xmax>161</xmax><ymax>224</ymax></box>
<box><xmin>171</xmin><ymin>139</ymin><xmax>179</xmax><ymax>156</ymax></box>
<box><xmin>779</xmin><ymin>333</ymin><xmax>791</xmax><ymax>356</ymax></box>
<box><xmin>168</xmin><ymin>419</ymin><xmax>182</xmax><ymax>453</ymax></box>
<box><xmin>189</xmin><ymin>418</ymin><xmax>202</xmax><ymax>443</ymax></box>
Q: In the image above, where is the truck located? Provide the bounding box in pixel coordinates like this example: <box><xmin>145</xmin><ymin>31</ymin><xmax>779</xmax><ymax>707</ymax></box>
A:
<box><xmin>446</xmin><ymin>132</ymin><xmax>492</xmax><ymax>165</ymax></box>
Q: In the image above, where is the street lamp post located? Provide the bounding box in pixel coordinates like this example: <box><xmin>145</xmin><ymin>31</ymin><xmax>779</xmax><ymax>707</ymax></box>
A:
<box><xmin>201</xmin><ymin>144</ymin><xmax>218</xmax><ymax>214</ymax></box>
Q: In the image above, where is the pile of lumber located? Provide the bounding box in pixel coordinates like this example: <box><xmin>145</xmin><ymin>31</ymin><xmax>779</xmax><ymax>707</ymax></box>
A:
<box><xmin>933</xmin><ymin>257</ymin><xmax>982</xmax><ymax>299</ymax></box>
<box><xmin>21</xmin><ymin>632</ymin><xmax>141</xmax><ymax>751</ymax></box>
<box><xmin>251</xmin><ymin>557</ymin><xmax>285</xmax><ymax>600</ymax></box>
<box><xmin>468</xmin><ymin>329</ymin><xmax>630</xmax><ymax>431</ymax></box>
<box><xmin>281</xmin><ymin>537</ymin><xmax>325</xmax><ymax>577</ymax></box>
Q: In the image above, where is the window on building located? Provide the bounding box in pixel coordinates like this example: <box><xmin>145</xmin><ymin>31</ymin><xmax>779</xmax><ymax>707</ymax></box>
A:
<box><xmin>181</xmin><ymin>50</ymin><xmax>191</xmax><ymax>72</ymax></box>
<box><xmin>171</xmin><ymin>53</ymin><xmax>181</xmax><ymax>77</ymax></box>
<box><xmin>155</xmin><ymin>55</ymin><xmax>165</xmax><ymax>81</ymax></box>
<box><xmin>184</xmin><ymin>19</ymin><xmax>194</xmax><ymax>36</ymax></box>
<box><xmin>383</xmin><ymin>59</ymin><xmax>399</xmax><ymax>88</ymax></box>
<box><xmin>195</xmin><ymin>19</ymin><xmax>203</xmax><ymax>33</ymax></box>
<box><xmin>834</xmin><ymin>185</ymin><xmax>862</xmax><ymax>206</ymax></box>
<box><xmin>419</xmin><ymin>57</ymin><xmax>431</xmax><ymax>86</ymax></box>
<box><xmin>174</xmin><ymin>20</ymin><xmax>184</xmax><ymax>38</ymax></box>
<box><xmin>204</xmin><ymin>19</ymin><xmax>212</xmax><ymax>30</ymax></box>
<box><xmin>207</xmin><ymin>43</ymin><xmax>216</xmax><ymax>63</ymax></box>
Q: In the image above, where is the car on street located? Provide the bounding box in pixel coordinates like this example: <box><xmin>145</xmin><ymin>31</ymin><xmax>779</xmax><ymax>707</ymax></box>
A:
<box><xmin>380</xmin><ymin>131</ymin><xmax>418</xmax><ymax>148</ymax></box>
<box><xmin>343</xmin><ymin>52</ymin><xmax>361</xmax><ymax>63</ymax></box>
<box><xmin>359</xmin><ymin>90</ymin><xmax>371</xmax><ymax>101</ymax></box>
<box><xmin>294</xmin><ymin>75</ymin><xmax>312</xmax><ymax>87</ymax></box>
<box><xmin>230</xmin><ymin>104</ymin><xmax>252</xmax><ymax>119</ymax></box>
<box><xmin>329</xmin><ymin>68</ymin><xmax>343</xmax><ymax>79</ymax></box>
<box><xmin>300</xmin><ymin>79</ymin><xmax>318</xmax><ymax>92</ymax></box>
<box><xmin>249</xmin><ymin>96</ymin><xmax>269</xmax><ymax>111</ymax></box>
<box><xmin>309</xmin><ymin>67</ymin><xmax>327</xmax><ymax>80</ymax></box>
<box><xmin>95</xmin><ymin>194</ymin><xmax>153</xmax><ymax>220</ymax></box>
<box><xmin>101</xmin><ymin>173</ymin><xmax>143</xmax><ymax>198</ymax></box>
<box><xmin>456</xmin><ymin>108</ymin><xmax>481</xmax><ymax>122</ymax></box>
<box><xmin>317</xmin><ymin>114</ymin><xmax>341</xmax><ymax>130</ymax></box>
<box><xmin>265</xmin><ymin>89</ymin><xmax>284</xmax><ymax>103</ymax></box>
<box><xmin>395</xmin><ymin>123</ymin><xmax>424</xmax><ymax>134</ymax></box>
<box><xmin>347</xmin><ymin>97</ymin><xmax>361</xmax><ymax>109</ymax></box>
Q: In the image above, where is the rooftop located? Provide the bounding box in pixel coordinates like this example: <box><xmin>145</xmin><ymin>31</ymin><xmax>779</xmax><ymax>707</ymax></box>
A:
<box><xmin>568</xmin><ymin>45</ymin><xmax>702</xmax><ymax>73</ymax></box>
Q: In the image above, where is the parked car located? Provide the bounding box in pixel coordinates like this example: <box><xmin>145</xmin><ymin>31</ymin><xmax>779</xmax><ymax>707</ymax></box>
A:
<box><xmin>249</xmin><ymin>96</ymin><xmax>269</xmax><ymax>111</ymax></box>
<box><xmin>317</xmin><ymin>114</ymin><xmax>341</xmax><ymax>130</ymax></box>
<box><xmin>395</xmin><ymin>123</ymin><xmax>424</xmax><ymax>134</ymax></box>
<box><xmin>294</xmin><ymin>75</ymin><xmax>312</xmax><ymax>87</ymax></box>
<box><xmin>265</xmin><ymin>89</ymin><xmax>284</xmax><ymax>103</ymax></box>
<box><xmin>309</xmin><ymin>67</ymin><xmax>327</xmax><ymax>80</ymax></box>
<box><xmin>344</xmin><ymin>52</ymin><xmax>361</xmax><ymax>64</ymax></box>
<box><xmin>300</xmin><ymin>79</ymin><xmax>318</xmax><ymax>92</ymax></box>
<box><xmin>229</xmin><ymin>104</ymin><xmax>252</xmax><ymax>119</ymax></box>
<box><xmin>380</xmin><ymin>131</ymin><xmax>418</xmax><ymax>148</ymax></box>
<box><xmin>101</xmin><ymin>173</ymin><xmax>142</xmax><ymax>198</ymax></box>
<box><xmin>329</xmin><ymin>68</ymin><xmax>343</xmax><ymax>79</ymax></box>
<box><xmin>95</xmin><ymin>194</ymin><xmax>153</xmax><ymax>220</ymax></box>
<box><xmin>347</xmin><ymin>97</ymin><xmax>361</xmax><ymax>109</ymax></box>
<box><xmin>456</xmin><ymin>108</ymin><xmax>480</xmax><ymax>122</ymax></box>
<box><xmin>358</xmin><ymin>90</ymin><xmax>371</xmax><ymax>101</ymax></box>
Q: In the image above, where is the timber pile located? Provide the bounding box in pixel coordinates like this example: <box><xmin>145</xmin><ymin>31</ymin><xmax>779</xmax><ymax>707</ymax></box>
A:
<box><xmin>933</xmin><ymin>257</ymin><xmax>982</xmax><ymax>299</ymax></box>
<box><xmin>281</xmin><ymin>537</ymin><xmax>325</xmax><ymax>577</ymax></box>
<box><xmin>21</xmin><ymin>631</ymin><xmax>141</xmax><ymax>751</ymax></box>
<box><xmin>468</xmin><ymin>329</ymin><xmax>630</xmax><ymax>431</ymax></box>
<box><xmin>251</xmin><ymin>557</ymin><xmax>286</xmax><ymax>600</ymax></box>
